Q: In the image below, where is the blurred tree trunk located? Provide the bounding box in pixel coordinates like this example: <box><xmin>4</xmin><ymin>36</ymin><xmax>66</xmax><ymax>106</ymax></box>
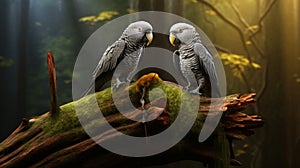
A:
<box><xmin>260</xmin><ymin>0</ymin><xmax>300</xmax><ymax>167</ymax></box>
<box><xmin>64</xmin><ymin>0</ymin><xmax>84</xmax><ymax>45</ymax></box>
<box><xmin>17</xmin><ymin>0</ymin><xmax>30</xmax><ymax>118</ymax></box>
<box><xmin>279</xmin><ymin>0</ymin><xmax>300</xmax><ymax>167</ymax></box>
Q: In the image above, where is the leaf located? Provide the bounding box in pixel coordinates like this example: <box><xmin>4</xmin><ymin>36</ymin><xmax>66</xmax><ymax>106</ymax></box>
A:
<box><xmin>127</xmin><ymin>8</ymin><xmax>136</xmax><ymax>14</ymax></box>
<box><xmin>35</xmin><ymin>22</ymin><xmax>42</xmax><ymax>27</ymax></box>
<box><xmin>205</xmin><ymin>10</ymin><xmax>216</xmax><ymax>16</ymax></box>
<box><xmin>0</xmin><ymin>56</ymin><xmax>14</xmax><ymax>67</ymax></box>
<box><xmin>251</xmin><ymin>63</ymin><xmax>261</xmax><ymax>69</ymax></box>
<box><xmin>235</xmin><ymin>149</ymin><xmax>246</xmax><ymax>157</ymax></box>
<box><xmin>79</xmin><ymin>11</ymin><xmax>119</xmax><ymax>25</ymax></box>
<box><xmin>245</xmin><ymin>41</ymin><xmax>252</xmax><ymax>45</ymax></box>
<box><xmin>79</xmin><ymin>16</ymin><xmax>97</xmax><ymax>23</ymax></box>
<box><xmin>184</xmin><ymin>0</ymin><xmax>198</xmax><ymax>4</ymax></box>
<box><xmin>243</xmin><ymin>144</ymin><xmax>249</xmax><ymax>148</ymax></box>
<box><xmin>219</xmin><ymin>52</ymin><xmax>261</xmax><ymax>80</ymax></box>
<box><xmin>64</xmin><ymin>80</ymin><xmax>71</xmax><ymax>84</ymax></box>
<box><xmin>245</xmin><ymin>25</ymin><xmax>259</xmax><ymax>32</ymax></box>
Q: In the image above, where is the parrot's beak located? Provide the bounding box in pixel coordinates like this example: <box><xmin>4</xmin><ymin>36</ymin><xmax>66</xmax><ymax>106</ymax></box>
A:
<box><xmin>169</xmin><ymin>33</ymin><xmax>176</xmax><ymax>47</ymax></box>
<box><xmin>146</xmin><ymin>32</ymin><xmax>153</xmax><ymax>46</ymax></box>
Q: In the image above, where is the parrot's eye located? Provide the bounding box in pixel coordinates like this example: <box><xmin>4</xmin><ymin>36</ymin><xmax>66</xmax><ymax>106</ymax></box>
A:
<box><xmin>135</xmin><ymin>26</ymin><xmax>142</xmax><ymax>32</ymax></box>
<box><xmin>178</xmin><ymin>28</ymin><xmax>183</xmax><ymax>33</ymax></box>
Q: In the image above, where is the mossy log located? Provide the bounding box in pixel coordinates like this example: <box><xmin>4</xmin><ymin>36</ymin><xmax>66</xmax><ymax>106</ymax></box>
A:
<box><xmin>0</xmin><ymin>76</ymin><xmax>263</xmax><ymax>168</ymax></box>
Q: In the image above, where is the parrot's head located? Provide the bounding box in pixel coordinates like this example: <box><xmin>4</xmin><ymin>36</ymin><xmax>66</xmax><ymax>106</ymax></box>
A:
<box><xmin>123</xmin><ymin>21</ymin><xmax>153</xmax><ymax>46</ymax></box>
<box><xmin>169</xmin><ymin>23</ymin><xmax>198</xmax><ymax>47</ymax></box>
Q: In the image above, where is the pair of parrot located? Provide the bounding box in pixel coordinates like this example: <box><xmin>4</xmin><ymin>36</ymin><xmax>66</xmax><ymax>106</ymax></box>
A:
<box><xmin>82</xmin><ymin>21</ymin><xmax>220</xmax><ymax>98</ymax></box>
<box><xmin>81</xmin><ymin>21</ymin><xmax>240</xmax><ymax>164</ymax></box>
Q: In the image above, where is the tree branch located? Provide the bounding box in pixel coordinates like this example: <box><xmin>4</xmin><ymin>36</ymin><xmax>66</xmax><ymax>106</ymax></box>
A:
<box><xmin>249</xmin><ymin>0</ymin><xmax>277</xmax><ymax>39</ymax></box>
<box><xmin>229</xmin><ymin>0</ymin><xmax>265</xmax><ymax>57</ymax></box>
<box><xmin>196</xmin><ymin>0</ymin><xmax>253</xmax><ymax>65</ymax></box>
<box><xmin>0</xmin><ymin>78</ymin><xmax>263</xmax><ymax>167</ymax></box>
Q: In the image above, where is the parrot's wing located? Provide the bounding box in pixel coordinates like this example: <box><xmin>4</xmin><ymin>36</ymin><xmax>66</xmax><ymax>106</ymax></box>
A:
<box><xmin>194</xmin><ymin>42</ymin><xmax>223</xmax><ymax>143</ymax></box>
<box><xmin>172</xmin><ymin>50</ymin><xmax>180</xmax><ymax>71</ymax></box>
<box><xmin>82</xmin><ymin>39</ymin><xmax>126</xmax><ymax>97</ymax></box>
<box><xmin>92</xmin><ymin>39</ymin><xmax>126</xmax><ymax>79</ymax></box>
<box><xmin>173</xmin><ymin>50</ymin><xmax>186</xmax><ymax>82</ymax></box>
<box><xmin>194</xmin><ymin>43</ymin><xmax>220</xmax><ymax>98</ymax></box>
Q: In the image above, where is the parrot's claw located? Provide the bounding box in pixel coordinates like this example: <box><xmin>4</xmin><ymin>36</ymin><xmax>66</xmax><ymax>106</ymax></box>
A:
<box><xmin>126</xmin><ymin>79</ymin><xmax>132</xmax><ymax>83</ymax></box>
<box><xmin>112</xmin><ymin>81</ymin><xmax>126</xmax><ymax>90</ymax></box>
<box><xmin>183</xmin><ymin>86</ymin><xmax>190</xmax><ymax>91</ymax></box>
<box><xmin>189</xmin><ymin>89</ymin><xmax>203</xmax><ymax>95</ymax></box>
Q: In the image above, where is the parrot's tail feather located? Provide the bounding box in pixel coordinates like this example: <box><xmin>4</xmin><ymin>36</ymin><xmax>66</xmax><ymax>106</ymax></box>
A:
<box><xmin>81</xmin><ymin>81</ymin><xmax>95</xmax><ymax>98</ymax></box>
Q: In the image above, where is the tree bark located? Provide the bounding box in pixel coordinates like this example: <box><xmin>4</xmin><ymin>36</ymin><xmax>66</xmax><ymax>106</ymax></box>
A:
<box><xmin>0</xmin><ymin>75</ymin><xmax>263</xmax><ymax>167</ymax></box>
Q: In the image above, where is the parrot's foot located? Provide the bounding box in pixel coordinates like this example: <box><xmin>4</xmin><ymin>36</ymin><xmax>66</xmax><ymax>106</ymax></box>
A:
<box><xmin>189</xmin><ymin>89</ymin><xmax>203</xmax><ymax>95</ymax></box>
<box><xmin>183</xmin><ymin>86</ymin><xmax>190</xmax><ymax>90</ymax></box>
<box><xmin>112</xmin><ymin>81</ymin><xmax>127</xmax><ymax>90</ymax></box>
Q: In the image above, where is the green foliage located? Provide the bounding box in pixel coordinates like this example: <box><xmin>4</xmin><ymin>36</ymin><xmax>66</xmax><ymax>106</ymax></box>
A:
<box><xmin>79</xmin><ymin>11</ymin><xmax>119</xmax><ymax>25</ymax></box>
<box><xmin>126</xmin><ymin>8</ymin><xmax>136</xmax><ymax>14</ymax></box>
<box><xmin>205</xmin><ymin>9</ymin><xmax>217</xmax><ymax>16</ymax></box>
<box><xmin>220</xmin><ymin>52</ymin><xmax>261</xmax><ymax>80</ymax></box>
<box><xmin>40</xmin><ymin>35</ymin><xmax>76</xmax><ymax>80</ymax></box>
<box><xmin>235</xmin><ymin>143</ymin><xmax>249</xmax><ymax>157</ymax></box>
<box><xmin>0</xmin><ymin>56</ymin><xmax>14</xmax><ymax>67</ymax></box>
<box><xmin>27</xmin><ymin>34</ymin><xmax>78</xmax><ymax>116</ymax></box>
<box><xmin>25</xmin><ymin>0</ymin><xmax>130</xmax><ymax>117</ymax></box>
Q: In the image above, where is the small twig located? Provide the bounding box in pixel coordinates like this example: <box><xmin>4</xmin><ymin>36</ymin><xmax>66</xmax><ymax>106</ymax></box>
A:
<box><xmin>230</xmin><ymin>0</ymin><xmax>265</xmax><ymax>58</ymax></box>
<box><xmin>202</xmin><ymin>4</ymin><xmax>217</xmax><ymax>42</ymax></box>
<box><xmin>196</xmin><ymin>0</ymin><xmax>254</xmax><ymax>67</ymax></box>
<box><xmin>250</xmin><ymin>0</ymin><xmax>277</xmax><ymax>39</ymax></box>
<box><xmin>230</xmin><ymin>0</ymin><xmax>252</xmax><ymax>31</ymax></box>
<box><xmin>214</xmin><ymin>44</ymin><xmax>232</xmax><ymax>54</ymax></box>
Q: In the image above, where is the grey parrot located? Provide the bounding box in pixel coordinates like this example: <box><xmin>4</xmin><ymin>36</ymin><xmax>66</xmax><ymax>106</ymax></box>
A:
<box><xmin>169</xmin><ymin>23</ymin><xmax>220</xmax><ymax>98</ymax></box>
<box><xmin>82</xmin><ymin>21</ymin><xmax>153</xmax><ymax>96</ymax></box>
<box><xmin>169</xmin><ymin>23</ymin><xmax>242</xmax><ymax>165</ymax></box>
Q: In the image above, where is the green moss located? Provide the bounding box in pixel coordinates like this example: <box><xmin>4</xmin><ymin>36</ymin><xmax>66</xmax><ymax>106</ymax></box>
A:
<box><xmin>95</xmin><ymin>87</ymin><xmax>112</xmax><ymax>104</ymax></box>
<box><xmin>148</xmin><ymin>82</ymin><xmax>202</xmax><ymax>126</ymax></box>
<box><xmin>42</xmin><ymin>87</ymin><xmax>115</xmax><ymax>136</ymax></box>
<box><xmin>43</xmin><ymin>102</ymin><xmax>80</xmax><ymax>136</ymax></box>
<box><xmin>41</xmin><ymin>81</ymin><xmax>203</xmax><ymax>137</ymax></box>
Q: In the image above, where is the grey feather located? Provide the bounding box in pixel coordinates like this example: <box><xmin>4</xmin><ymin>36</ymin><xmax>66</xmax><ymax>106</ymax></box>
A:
<box><xmin>82</xmin><ymin>21</ymin><xmax>153</xmax><ymax>97</ymax></box>
<box><xmin>172</xmin><ymin>50</ymin><xmax>186</xmax><ymax>82</ymax></box>
<box><xmin>81</xmin><ymin>40</ymin><xmax>126</xmax><ymax>96</ymax></box>
<box><xmin>169</xmin><ymin>23</ymin><xmax>220</xmax><ymax>97</ymax></box>
<box><xmin>194</xmin><ymin>43</ymin><xmax>220</xmax><ymax>97</ymax></box>
<box><xmin>92</xmin><ymin>39</ymin><xmax>126</xmax><ymax>79</ymax></box>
